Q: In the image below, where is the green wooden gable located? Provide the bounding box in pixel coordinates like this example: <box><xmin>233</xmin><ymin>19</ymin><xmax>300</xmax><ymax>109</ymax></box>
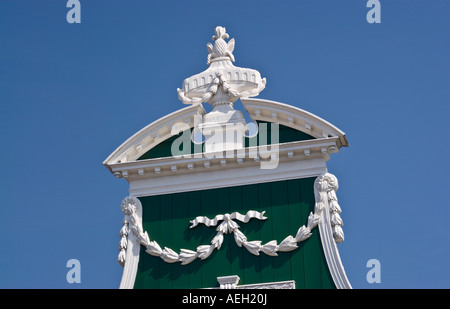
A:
<box><xmin>130</xmin><ymin>121</ymin><xmax>335</xmax><ymax>289</ymax></box>
<box><xmin>134</xmin><ymin>177</ymin><xmax>335</xmax><ymax>289</ymax></box>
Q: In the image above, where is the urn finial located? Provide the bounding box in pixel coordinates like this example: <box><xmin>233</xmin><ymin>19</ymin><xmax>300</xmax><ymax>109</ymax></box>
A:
<box><xmin>177</xmin><ymin>26</ymin><xmax>266</xmax><ymax>108</ymax></box>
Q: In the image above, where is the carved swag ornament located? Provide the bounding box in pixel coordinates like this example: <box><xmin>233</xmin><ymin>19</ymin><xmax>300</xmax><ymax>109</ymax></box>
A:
<box><xmin>118</xmin><ymin>172</ymin><xmax>345</xmax><ymax>266</ymax></box>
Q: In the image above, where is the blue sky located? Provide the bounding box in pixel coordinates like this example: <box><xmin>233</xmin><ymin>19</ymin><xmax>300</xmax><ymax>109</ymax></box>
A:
<box><xmin>1</xmin><ymin>0</ymin><xmax>449</xmax><ymax>289</ymax></box>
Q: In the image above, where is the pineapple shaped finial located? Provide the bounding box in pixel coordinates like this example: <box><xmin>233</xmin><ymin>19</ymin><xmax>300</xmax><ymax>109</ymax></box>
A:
<box><xmin>207</xmin><ymin>26</ymin><xmax>235</xmax><ymax>65</ymax></box>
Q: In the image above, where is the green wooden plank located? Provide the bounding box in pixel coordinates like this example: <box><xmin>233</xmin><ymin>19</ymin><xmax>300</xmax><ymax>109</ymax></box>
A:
<box><xmin>171</xmin><ymin>192</ymin><xmax>190</xmax><ymax>288</ymax></box>
<box><xmin>258</xmin><ymin>182</ymin><xmax>274</xmax><ymax>284</ymax></box>
<box><xmin>240</xmin><ymin>184</ymin><xmax>261</xmax><ymax>285</ymax></box>
<box><xmin>136</xmin><ymin>195</ymin><xmax>161</xmax><ymax>289</ymax></box>
<box><xmin>300</xmin><ymin>177</ymin><xmax>322</xmax><ymax>288</ymax></box>
<box><xmin>200</xmin><ymin>188</ymin><xmax>219</xmax><ymax>288</ymax></box>
<box><xmin>159</xmin><ymin>194</ymin><xmax>173</xmax><ymax>288</ymax></box>
<box><xmin>228</xmin><ymin>185</ymin><xmax>245</xmax><ymax>283</ymax></box>
<box><xmin>287</xmin><ymin>179</ymin><xmax>305</xmax><ymax>289</ymax></box>
<box><xmin>215</xmin><ymin>187</ymin><xmax>232</xmax><ymax>281</ymax></box>
<box><xmin>304</xmin><ymin>230</ymin><xmax>322</xmax><ymax>288</ymax></box>
<box><xmin>187</xmin><ymin>190</ymin><xmax>203</xmax><ymax>288</ymax></box>
<box><xmin>270</xmin><ymin>180</ymin><xmax>292</xmax><ymax>283</ymax></box>
<box><xmin>320</xmin><ymin>245</ymin><xmax>335</xmax><ymax>289</ymax></box>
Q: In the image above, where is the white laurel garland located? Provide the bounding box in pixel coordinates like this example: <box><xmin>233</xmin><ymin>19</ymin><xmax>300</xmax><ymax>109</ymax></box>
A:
<box><xmin>118</xmin><ymin>172</ymin><xmax>344</xmax><ymax>266</ymax></box>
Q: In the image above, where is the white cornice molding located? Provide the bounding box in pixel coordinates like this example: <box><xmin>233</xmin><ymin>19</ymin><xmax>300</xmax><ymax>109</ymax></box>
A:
<box><xmin>241</xmin><ymin>98</ymin><xmax>348</xmax><ymax>148</ymax></box>
<box><xmin>110</xmin><ymin>137</ymin><xmax>340</xmax><ymax>198</ymax></box>
<box><xmin>109</xmin><ymin>137</ymin><xmax>339</xmax><ymax>182</ymax></box>
<box><xmin>128</xmin><ymin>157</ymin><xmax>327</xmax><ymax>197</ymax></box>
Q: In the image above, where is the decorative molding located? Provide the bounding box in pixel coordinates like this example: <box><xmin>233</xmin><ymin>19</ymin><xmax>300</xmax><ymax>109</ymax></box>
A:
<box><xmin>213</xmin><ymin>275</ymin><xmax>295</xmax><ymax>290</ymax></box>
<box><xmin>217</xmin><ymin>275</ymin><xmax>240</xmax><ymax>289</ymax></box>
<box><xmin>214</xmin><ymin>276</ymin><xmax>295</xmax><ymax>289</ymax></box>
<box><xmin>127</xmin><ymin>156</ymin><xmax>328</xmax><ymax>197</ymax></box>
<box><xmin>237</xmin><ymin>280</ymin><xmax>296</xmax><ymax>290</ymax></box>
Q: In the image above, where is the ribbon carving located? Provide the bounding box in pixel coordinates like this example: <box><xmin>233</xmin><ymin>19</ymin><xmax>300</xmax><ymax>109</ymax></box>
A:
<box><xmin>189</xmin><ymin>210</ymin><xmax>267</xmax><ymax>229</ymax></box>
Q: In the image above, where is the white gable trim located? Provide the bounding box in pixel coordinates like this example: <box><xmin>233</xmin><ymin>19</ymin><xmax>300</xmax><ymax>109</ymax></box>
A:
<box><xmin>103</xmin><ymin>104</ymin><xmax>206</xmax><ymax>168</ymax></box>
<box><xmin>241</xmin><ymin>98</ymin><xmax>348</xmax><ymax>148</ymax></box>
